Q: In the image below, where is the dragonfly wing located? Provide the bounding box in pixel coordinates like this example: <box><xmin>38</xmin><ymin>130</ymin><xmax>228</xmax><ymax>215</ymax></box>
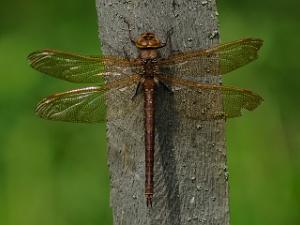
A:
<box><xmin>221</xmin><ymin>87</ymin><xmax>263</xmax><ymax>118</ymax></box>
<box><xmin>159</xmin><ymin>38</ymin><xmax>263</xmax><ymax>77</ymax></box>
<box><xmin>157</xmin><ymin>75</ymin><xmax>263</xmax><ymax>120</ymax></box>
<box><xmin>36</xmin><ymin>75</ymin><xmax>141</xmax><ymax>123</ymax></box>
<box><xmin>28</xmin><ymin>49</ymin><xmax>142</xmax><ymax>83</ymax></box>
<box><xmin>36</xmin><ymin>86</ymin><xmax>108</xmax><ymax>123</ymax></box>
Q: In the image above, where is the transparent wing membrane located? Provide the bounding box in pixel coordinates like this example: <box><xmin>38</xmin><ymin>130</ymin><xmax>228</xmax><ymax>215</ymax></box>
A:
<box><xmin>35</xmin><ymin>75</ymin><xmax>140</xmax><ymax>123</ymax></box>
<box><xmin>157</xmin><ymin>75</ymin><xmax>263</xmax><ymax>120</ymax></box>
<box><xmin>159</xmin><ymin>38</ymin><xmax>263</xmax><ymax>77</ymax></box>
<box><xmin>28</xmin><ymin>49</ymin><xmax>142</xmax><ymax>83</ymax></box>
<box><xmin>36</xmin><ymin>87</ymin><xmax>108</xmax><ymax>122</ymax></box>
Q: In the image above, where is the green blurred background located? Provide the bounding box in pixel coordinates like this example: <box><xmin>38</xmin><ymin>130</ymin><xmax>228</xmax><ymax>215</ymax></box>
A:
<box><xmin>0</xmin><ymin>0</ymin><xmax>299</xmax><ymax>225</ymax></box>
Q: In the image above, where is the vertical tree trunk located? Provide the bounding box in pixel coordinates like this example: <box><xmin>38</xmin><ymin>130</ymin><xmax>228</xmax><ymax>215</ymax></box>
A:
<box><xmin>96</xmin><ymin>1</ymin><xmax>229</xmax><ymax>225</ymax></box>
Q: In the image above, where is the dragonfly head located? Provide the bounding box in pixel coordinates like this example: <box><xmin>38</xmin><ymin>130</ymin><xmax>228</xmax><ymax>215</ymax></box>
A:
<box><xmin>135</xmin><ymin>32</ymin><xmax>162</xmax><ymax>49</ymax></box>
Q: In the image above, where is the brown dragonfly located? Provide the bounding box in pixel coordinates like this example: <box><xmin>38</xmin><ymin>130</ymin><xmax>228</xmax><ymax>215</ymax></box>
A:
<box><xmin>28</xmin><ymin>31</ymin><xmax>263</xmax><ymax>207</ymax></box>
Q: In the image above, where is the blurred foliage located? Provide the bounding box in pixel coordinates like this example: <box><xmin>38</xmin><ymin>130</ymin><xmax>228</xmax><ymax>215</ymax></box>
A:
<box><xmin>0</xmin><ymin>0</ymin><xmax>299</xmax><ymax>225</ymax></box>
<box><xmin>218</xmin><ymin>1</ymin><xmax>300</xmax><ymax>225</ymax></box>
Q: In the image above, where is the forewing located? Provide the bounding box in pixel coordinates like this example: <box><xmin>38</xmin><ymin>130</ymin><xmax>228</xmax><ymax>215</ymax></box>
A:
<box><xmin>36</xmin><ymin>75</ymin><xmax>141</xmax><ymax>123</ymax></box>
<box><xmin>28</xmin><ymin>49</ymin><xmax>142</xmax><ymax>83</ymax></box>
<box><xmin>159</xmin><ymin>38</ymin><xmax>263</xmax><ymax>77</ymax></box>
<box><xmin>157</xmin><ymin>75</ymin><xmax>263</xmax><ymax>120</ymax></box>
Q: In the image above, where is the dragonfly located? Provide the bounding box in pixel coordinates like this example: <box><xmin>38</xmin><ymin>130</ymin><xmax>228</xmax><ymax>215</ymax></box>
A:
<box><xmin>28</xmin><ymin>30</ymin><xmax>263</xmax><ymax>207</ymax></box>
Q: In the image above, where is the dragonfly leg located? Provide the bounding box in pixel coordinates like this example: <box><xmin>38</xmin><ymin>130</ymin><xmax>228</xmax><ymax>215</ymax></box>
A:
<box><xmin>122</xmin><ymin>46</ymin><xmax>131</xmax><ymax>61</ymax></box>
<box><xmin>159</xmin><ymin>80</ymin><xmax>173</xmax><ymax>94</ymax></box>
<box><xmin>131</xmin><ymin>81</ymin><xmax>143</xmax><ymax>100</ymax></box>
<box><xmin>160</xmin><ymin>27</ymin><xmax>174</xmax><ymax>48</ymax></box>
<box><xmin>122</xmin><ymin>18</ymin><xmax>136</xmax><ymax>45</ymax></box>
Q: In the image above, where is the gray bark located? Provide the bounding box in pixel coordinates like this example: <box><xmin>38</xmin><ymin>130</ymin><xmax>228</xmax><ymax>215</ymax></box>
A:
<box><xmin>96</xmin><ymin>1</ymin><xmax>229</xmax><ymax>225</ymax></box>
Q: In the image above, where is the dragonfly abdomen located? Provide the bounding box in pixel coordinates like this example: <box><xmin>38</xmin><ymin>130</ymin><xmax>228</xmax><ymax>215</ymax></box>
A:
<box><xmin>143</xmin><ymin>78</ymin><xmax>156</xmax><ymax>207</ymax></box>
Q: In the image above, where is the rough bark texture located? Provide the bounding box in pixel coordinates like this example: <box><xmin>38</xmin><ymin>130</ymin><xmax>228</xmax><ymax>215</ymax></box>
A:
<box><xmin>96</xmin><ymin>1</ymin><xmax>229</xmax><ymax>225</ymax></box>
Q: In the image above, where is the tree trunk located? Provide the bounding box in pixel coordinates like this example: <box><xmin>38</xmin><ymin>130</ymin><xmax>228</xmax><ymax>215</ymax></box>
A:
<box><xmin>96</xmin><ymin>1</ymin><xmax>229</xmax><ymax>225</ymax></box>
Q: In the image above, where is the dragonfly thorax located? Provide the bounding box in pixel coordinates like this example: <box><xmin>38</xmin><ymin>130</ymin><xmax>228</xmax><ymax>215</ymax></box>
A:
<box><xmin>143</xmin><ymin>60</ymin><xmax>158</xmax><ymax>78</ymax></box>
<box><xmin>139</xmin><ymin>49</ymin><xmax>159</xmax><ymax>61</ymax></box>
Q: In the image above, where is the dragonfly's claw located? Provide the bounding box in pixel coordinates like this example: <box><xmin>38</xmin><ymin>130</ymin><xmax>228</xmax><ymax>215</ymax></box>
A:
<box><xmin>146</xmin><ymin>195</ymin><xmax>153</xmax><ymax>208</ymax></box>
